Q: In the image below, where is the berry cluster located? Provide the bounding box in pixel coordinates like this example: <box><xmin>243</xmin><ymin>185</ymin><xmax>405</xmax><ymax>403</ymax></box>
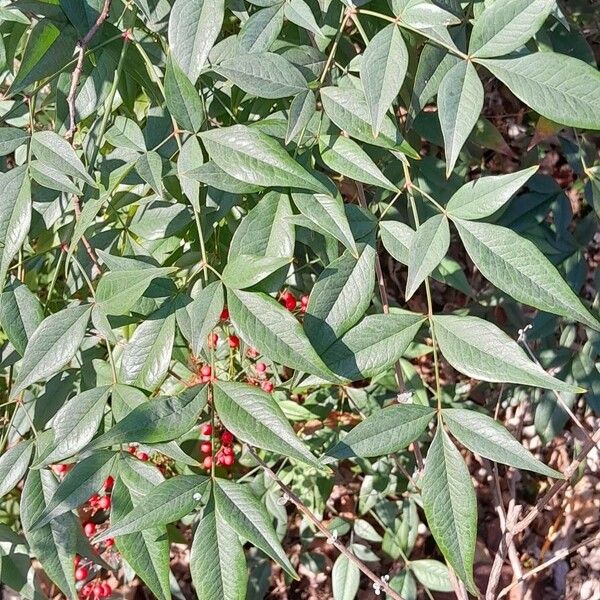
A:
<box><xmin>279</xmin><ymin>290</ymin><xmax>309</xmax><ymax>314</ymax></box>
<box><xmin>199</xmin><ymin>423</ymin><xmax>236</xmax><ymax>469</ymax></box>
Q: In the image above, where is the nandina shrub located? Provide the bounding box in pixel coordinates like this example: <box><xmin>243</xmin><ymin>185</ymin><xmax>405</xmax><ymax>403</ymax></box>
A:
<box><xmin>0</xmin><ymin>0</ymin><xmax>599</xmax><ymax>599</ymax></box>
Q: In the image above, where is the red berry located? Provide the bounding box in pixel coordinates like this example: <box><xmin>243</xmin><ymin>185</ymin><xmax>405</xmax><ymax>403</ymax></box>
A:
<box><xmin>103</xmin><ymin>476</ymin><xmax>114</xmax><ymax>491</ymax></box>
<box><xmin>200</xmin><ymin>423</ymin><xmax>212</xmax><ymax>436</ymax></box>
<box><xmin>208</xmin><ymin>332</ymin><xmax>218</xmax><ymax>349</ymax></box>
<box><xmin>88</xmin><ymin>494</ymin><xmax>100</xmax><ymax>506</ymax></box>
<box><xmin>221</xmin><ymin>431</ymin><xmax>234</xmax><ymax>445</ymax></box>
<box><xmin>261</xmin><ymin>380</ymin><xmax>274</xmax><ymax>393</ymax></box>
<box><xmin>220</xmin><ymin>306</ymin><xmax>229</xmax><ymax>320</ymax></box>
<box><xmin>82</xmin><ymin>582</ymin><xmax>94</xmax><ymax>596</ymax></box>
<box><xmin>93</xmin><ymin>584</ymin><xmax>103</xmax><ymax>598</ymax></box>
<box><xmin>75</xmin><ymin>566</ymin><xmax>88</xmax><ymax>581</ymax></box>
<box><xmin>203</xmin><ymin>455</ymin><xmax>213</xmax><ymax>469</ymax></box>
<box><xmin>83</xmin><ymin>522</ymin><xmax>96</xmax><ymax>537</ymax></box>
<box><xmin>100</xmin><ymin>583</ymin><xmax>112</xmax><ymax>597</ymax></box>
<box><xmin>222</xmin><ymin>446</ymin><xmax>234</xmax><ymax>456</ymax></box>
<box><xmin>256</xmin><ymin>362</ymin><xmax>267</xmax><ymax>373</ymax></box>
<box><xmin>201</xmin><ymin>374</ymin><xmax>211</xmax><ymax>383</ymax></box>
<box><xmin>200</xmin><ymin>442</ymin><xmax>212</xmax><ymax>454</ymax></box>
<box><xmin>56</xmin><ymin>463</ymin><xmax>69</xmax><ymax>474</ymax></box>
<box><xmin>105</xmin><ymin>538</ymin><xmax>115</xmax><ymax>548</ymax></box>
<box><xmin>247</xmin><ymin>347</ymin><xmax>259</xmax><ymax>358</ymax></box>
<box><xmin>221</xmin><ymin>454</ymin><xmax>234</xmax><ymax>467</ymax></box>
<box><xmin>285</xmin><ymin>297</ymin><xmax>296</xmax><ymax>311</ymax></box>
<box><xmin>301</xmin><ymin>294</ymin><xmax>309</xmax><ymax>306</ymax></box>
<box><xmin>128</xmin><ymin>445</ymin><xmax>137</xmax><ymax>454</ymax></box>
<box><xmin>137</xmin><ymin>451</ymin><xmax>149</xmax><ymax>462</ymax></box>
<box><xmin>200</xmin><ymin>364</ymin><xmax>212</xmax><ymax>377</ymax></box>
<box><xmin>228</xmin><ymin>335</ymin><xmax>240</xmax><ymax>349</ymax></box>
<box><xmin>98</xmin><ymin>495</ymin><xmax>111</xmax><ymax>510</ymax></box>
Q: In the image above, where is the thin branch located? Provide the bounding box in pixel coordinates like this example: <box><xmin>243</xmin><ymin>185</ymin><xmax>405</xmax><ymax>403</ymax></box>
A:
<box><xmin>245</xmin><ymin>445</ymin><xmax>404</xmax><ymax>600</ymax></box>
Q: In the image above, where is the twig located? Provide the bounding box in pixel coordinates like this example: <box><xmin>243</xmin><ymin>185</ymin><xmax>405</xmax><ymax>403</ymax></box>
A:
<box><xmin>65</xmin><ymin>0</ymin><xmax>113</xmax><ymax>142</ymax></box>
<box><xmin>245</xmin><ymin>445</ymin><xmax>404</xmax><ymax>600</ymax></box>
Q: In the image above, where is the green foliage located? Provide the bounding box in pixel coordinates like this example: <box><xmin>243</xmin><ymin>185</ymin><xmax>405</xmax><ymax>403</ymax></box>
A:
<box><xmin>0</xmin><ymin>0</ymin><xmax>599</xmax><ymax>598</ymax></box>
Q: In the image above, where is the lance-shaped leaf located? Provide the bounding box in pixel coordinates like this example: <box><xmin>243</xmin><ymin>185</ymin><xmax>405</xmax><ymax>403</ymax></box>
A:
<box><xmin>332</xmin><ymin>554</ymin><xmax>360</xmax><ymax>600</ymax></box>
<box><xmin>238</xmin><ymin>3</ymin><xmax>284</xmax><ymax>53</ymax></box>
<box><xmin>292</xmin><ymin>192</ymin><xmax>357</xmax><ymax>255</ymax></box>
<box><xmin>422</xmin><ymin>426</ymin><xmax>477</xmax><ymax>593</ymax></box>
<box><xmin>477</xmin><ymin>53</ymin><xmax>600</xmax><ymax>130</ymax></box>
<box><xmin>321</xmin><ymin>312</ymin><xmax>426</xmax><ymax>382</ymax></box>
<box><xmin>21</xmin><ymin>470</ymin><xmax>78</xmax><ymax>599</ymax></box>
<box><xmin>452</xmin><ymin>219</ymin><xmax>600</xmax><ymax>330</ymax></box>
<box><xmin>213</xmin><ymin>478</ymin><xmax>297</xmax><ymax>579</ymax></box>
<box><xmin>0</xmin><ymin>278</ymin><xmax>43</xmax><ymax>356</ymax></box>
<box><xmin>96</xmin><ymin>267</ymin><xmax>175</xmax><ymax>316</ymax></box>
<box><xmin>119</xmin><ymin>303</ymin><xmax>176</xmax><ymax>390</ymax></box>
<box><xmin>185</xmin><ymin>160</ymin><xmax>262</xmax><ymax>194</ymax></box>
<box><xmin>442</xmin><ymin>409</ymin><xmax>561</xmax><ymax>478</ymax></box>
<box><xmin>320</xmin><ymin>86</ymin><xmax>420</xmax><ymax>157</ymax></box>
<box><xmin>319</xmin><ymin>135</ymin><xmax>398</xmax><ymax>192</ymax></box>
<box><xmin>410</xmin><ymin>559</ymin><xmax>453</xmax><ymax>592</ymax></box>
<box><xmin>87</xmin><ymin>385</ymin><xmax>208</xmax><ymax>450</ymax></box>
<box><xmin>201</xmin><ymin>125</ymin><xmax>329</xmax><ymax>193</ymax></box>
<box><xmin>11</xmin><ymin>304</ymin><xmax>91</xmax><ymax>400</ymax></box>
<box><xmin>35</xmin><ymin>387</ymin><xmax>111</xmax><ymax>466</ymax></box>
<box><xmin>286</xmin><ymin>89</ymin><xmax>316</xmax><ymax>144</ymax></box>
<box><xmin>187</xmin><ymin>281</ymin><xmax>224</xmax><ymax>356</ymax></box>
<box><xmin>112</xmin><ymin>459</ymin><xmax>170</xmax><ymax>600</ymax></box>
<box><xmin>168</xmin><ymin>0</ymin><xmax>224</xmax><ymax>82</ymax></box>
<box><xmin>406</xmin><ymin>215</ymin><xmax>450</xmax><ymax>300</ymax></box>
<box><xmin>469</xmin><ymin>0</ymin><xmax>555</xmax><ymax>58</ymax></box>
<box><xmin>95</xmin><ymin>474</ymin><xmax>209</xmax><ymax>541</ymax></box>
<box><xmin>31</xmin><ymin>131</ymin><xmax>95</xmax><ymax>186</ymax></box>
<box><xmin>304</xmin><ymin>245</ymin><xmax>376</xmax><ymax>354</ymax></box>
<box><xmin>33</xmin><ymin>451</ymin><xmax>117</xmax><ymax>529</ymax></box>
<box><xmin>223</xmin><ymin>255</ymin><xmax>292</xmax><ymax>290</ymax></box>
<box><xmin>214</xmin><ymin>52</ymin><xmax>307</xmax><ymax>99</ymax></box>
<box><xmin>227</xmin><ymin>288</ymin><xmax>340</xmax><ymax>382</ymax></box>
<box><xmin>446</xmin><ymin>166</ymin><xmax>538</xmax><ymax>220</ymax></box>
<box><xmin>191</xmin><ymin>491</ymin><xmax>247</xmax><ymax>600</ymax></box>
<box><xmin>432</xmin><ymin>314</ymin><xmax>584</xmax><ymax>392</ymax></box>
<box><xmin>164</xmin><ymin>54</ymin><xmax>205</xmax><ymax>133</ymax></box>
<box><xmin>325</xmin><ymin>404</ymin><xmax>435</xmax><ymax>461</ymax></box>
<box><xmin>438</xmin><ymin>60</ymin><xmax>484</xmax><ymax>176</ymax></box>
<box><xmin>361</xmin><ymin>23</ymin><xmax>408</xmax><ymax>136</ymax></box>
<box><xmin>0</xmin><ymin>127</ymin><xmax>29</xmax><ymax>156</ymax></box>
<box><xmin>213</xmin><ymin>380</ymin><xmax>320</xmax><ymax>468</ymax></box>
<box><xmin>0</xmin><ymin>439</ymin><xmax>33</xmax><ymax>498</ymax></box>
<box><xmin>284</xmin><ymin>0</ymin><xmax>324</xmax><ymax>38</ymax></box>
<box><xmin>0</xmin><ymin>166</ymin><xmax>31</xmax><ymax>292</ymax></box>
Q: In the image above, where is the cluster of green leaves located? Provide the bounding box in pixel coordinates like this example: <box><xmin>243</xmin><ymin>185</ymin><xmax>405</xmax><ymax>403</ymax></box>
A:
<box><xmin>0</xmin><ymin>0</ymin><xmax>599</xmax><ymax>598</ymax></box>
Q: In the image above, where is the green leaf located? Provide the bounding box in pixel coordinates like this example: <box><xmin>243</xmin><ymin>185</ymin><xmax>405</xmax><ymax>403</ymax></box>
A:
<box><xmin>321</xmin><ymin>86</ymin><xmax>419</xmax><ymax>158</ymax></box>
<box><xmin>96</xmin><ymin>474</ymin><xmax>209</xmax><ymax>540</ymax></box>
<box><xmin>0</xmin><ymin>439</ymin><xmax>33</xmax><ymax>498</ymax></box>
<box><xmin>438</xmin><ymin>60</ymin><xmax>484</xmax><ymax>176</ymax></box>
<box><xmin>291</xmin><ymin>192</ymin><xmax>358</xmax><ymax>255</ymax></box>
<box><xmin>119</xmin><ymin>303</ymin><xmax>176</xmax><ymax>390</ymax></box>
<box><xmin>284</xmin><ymin>0</ymin><xmax>324</xmax><ymax>38</ymax></box>
<box><xmin>227</xmin><ymin>288</ymin><xmax>340</xmax><ymax>381</ymax></box>
<box><xmin>304</xmin><ymin>245</ymin><xmax>376</xmax><ymax>354</ymax></box>
<box><xmin>33</xmin><ymin>450</ymin><xmax>117</xmax><ymax>529</ymax></box>
<box><xmin>213</xmin><ymin>478</ymin><xmax>297</xmax><ymax>578</ymax></box>
<box><xmin>469</xmin><ymin>0</ymin><xmax>555</xmax><ymax>58</ymax></box>
<box><xmin>112</xmin><ymin>460</ymin><xmax>171</xmax><ymax>600</ymax></box>
<box><xmin>325</xmin><ymin>403</ymin><xmax>435</xmax><ymax>460</ymax></box>
<box><xmin>88</xmin><ymin>385</ymin><xmax>208</xmax><ymax>450</ymax></box>
<box><xmin>452</xmin><ymin>219</ymin><xmax>600</xmax><ymax>330</ymax></box>
<box><xmin>422</xmin><ymin>426</ymin><xmax>477</xmax><ymax>592</ymax></box>
<box><xmin>0</xmin><ymin>278</ymin><xmax>43</xmax><ymax>356</ymax></box>
<box><xmin>410</xmin><ymin>559</ymin><xmax>452</xmax><ymax>592</ymax></box>
<box><xmin>214</xmin><ymin>52</ymin><xmax>307</xmax><ymax>99</ymax></box>
<box><xmin>135</xmin><ymin>151</ymin><xmax>164</xmax><ymax>196</ymax></box>
<box><xmin>21</xmin><ymin>469</ymin><xmax>78</xmax><ymax>599</ymax></box>
<box><xmin>31</xmin><ymin>131</ymin><xmax>95</xmax><ymax>186</ymax></box>
<box><xmin>223</xmin><ymin>255</ymin><xmax>291</xmax><ymax>290</ymax></box>
<box><xmin>200</xmin><ymin>125</ymin><xmax>329</xmax><ymax>193</ymax></box>
<box><xmin>321</xmin><ymin>313</ymin><xmax>426</xmax><ymax>381</ymax></box>
<box><xmin>286</xmin><ymin>89</ymin><xmax>316</xmax><ymax>145</ymax></box>
<box><xmin>442</xmin><ymin>408</ymin><xmax>561</xmax><ymax>477</ymax></box>
<box><xmin>361</xmin><ymin>23</ymin><xmax>408</xmax><ymax>136</ymax></box>
<box><xmin>446</xmin><ymin>166</ymin><xmax>538</xmax><ymax>220</ymax></box>
<box><xmin>187</xmin><ymin>281</ymin><xmax>224</xmax><ymax>356</ymax></box>
<box><xmin>185</xmin><ymin>160</ymin><xmax>263</xmax><ymax>194</ymax></box>
<box><xmin>213</xmin><ymin>380</ymin><xmax>320</xmax><ymax>467</ymax></box>
<box><xmin>0</xmin><ymin>166</ymin><xmax>31</xmax><ymax>293</ymax></box>
<box><xmin>30</xmin><ymin>160</ymin><xmax>81</xmax><ymax>194</ymax></box>
<box><xmin>332</xmin><ymin>554</ymin><xmax>360</xmax><ymax>600</ymax></box>
<box><xmin>164</xmin><ymin>54</ymin><xmax>205</xmax><ymax>133</ymax></box>
<box><xmin>319</xmin><ymin>134</ymin><xmax>399</xmax><ymax>192</ymax></box>
<box><xmin>191</xmin><ymin>492</ymin><xmax>248</xmax><ymax>600</ymax></box>
<box><xmin>105</xmin><ymin>116</ymin><xmax>146</xmax><ymax>152</ymax></box>
<box><xmin>35</xmin><ymin>386</ymin><xmax>110</xmax><ymax>466</ymax></box>
<box><xmin>168</xmin><ymin>0</ymin><xmax>224</xmax><ymax>82</ymax></box>
<box><xmin>96</xmin><ymin>267</ymin><xmax>175</xmax><ymax>316</ymax></box>
<box><xmin>11</xmin><ymin>304</ymin><xmax>92</xmax><ymax>400</ymax></box>
<box><xmin>238</xmin><ymin>3</ymin><xmax>284</xmax><ymax>53</ymax></box>
<box><xmin>406</xmin><ymin>215</ymin><xmax>449</xmax><ymax>300</ymax></box>
<box><xmin>0</xmin><ymin>127</ymin><xmax>29</xmax><ymax>156</ymax></box>
<box><xmin>477</xmin><ymin>53</ymin><xmax>600</xmax><ymax>130</ymax></box>
<box><xmin>432</xmin><ymin>314</ymin><xmax>583</xmax><ymax>392</ymax></box>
